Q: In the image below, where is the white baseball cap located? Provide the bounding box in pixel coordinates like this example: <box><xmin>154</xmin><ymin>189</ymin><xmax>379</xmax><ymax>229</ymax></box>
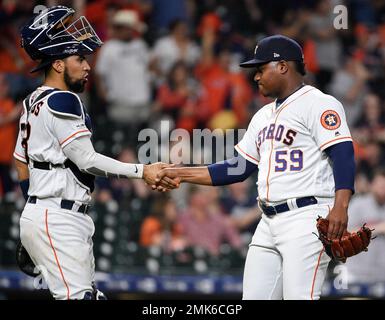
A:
<box><xmin>112</xmin><ymin>10</ymin><xmax>147</xmax><ymax>32</ymax></box>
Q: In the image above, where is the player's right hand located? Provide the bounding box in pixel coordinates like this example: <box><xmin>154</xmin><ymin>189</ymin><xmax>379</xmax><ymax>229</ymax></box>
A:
<box><xmin>154</xmin><ymin>167</ymin><xmax>182</xmax><ymax>191</ymax></box>
<box><xmin>143</xmin><ymin>163</ymin><xmax>180</xmax><ymax>192</ymax></box>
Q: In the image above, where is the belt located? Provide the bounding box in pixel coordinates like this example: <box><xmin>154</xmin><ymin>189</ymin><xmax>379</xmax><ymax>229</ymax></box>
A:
<box><xmin>259</xmin><ymin>196</ymin><xmax>318</xmax><ymax>216</ymax></box>
<box><xmin>27</xmin><ymin>196</ymin><xmax>91</xmax><ymax>214</ymax></box>
<box><xmin>31</xmin><ymin>160</ymin><xmax>70</xmax><ymax>170</ymax></box>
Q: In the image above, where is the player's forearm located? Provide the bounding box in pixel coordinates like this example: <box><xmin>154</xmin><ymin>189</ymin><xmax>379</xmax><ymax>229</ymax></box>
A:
<box><xmin>207</xmin><ymin>156</ymin><xmax>257</xmax><ymax>186</ymax></box>
<box><xmin>333</xmin><ymin>189</ymin><xmax>352</xmax><ymax>211</ymax></box>
<box><xmin>63</xmin><ymin>136</ymin><xmax>143</xmax><ymax>179</ymax></box>
<box><xmin>173</xmin><ymin>167</ymin><xmax>213</xmax><ymax>185</ymax></box>
<box><xmin>325</xmin><ymin>141</ymin><xmax>355</xmax><ymax>193</ymax></box>
<box><xmin>14</xmin><ymin>158</ymin><xmax>29</xmax><ymax>181</ymax></box>
<box><xmin>85</xmin><ymin>152</ymin><xmax>144</xmax><ymax>179</ymax></box>
<box><xmin>14</xmin><ymin>158</ymin><xmax>30</xmax><ymax>200</ymax></box>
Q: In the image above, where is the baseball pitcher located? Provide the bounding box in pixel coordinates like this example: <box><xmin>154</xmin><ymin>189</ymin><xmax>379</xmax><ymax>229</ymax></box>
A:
<box><xmin>155</xmin><ymin>35</ymin><xmax>372</xmax><ymax>299</ymax></box>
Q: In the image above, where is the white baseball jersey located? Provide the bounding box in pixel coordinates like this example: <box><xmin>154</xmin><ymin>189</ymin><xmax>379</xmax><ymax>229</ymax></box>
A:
<box><xmin>14</xmin><ymin>86</ymin><xmax>93</xmax><ymax>203</ymax></box>
<box><xmin>235</xmin><ymin>85</ymin><xmax>352</xmax><ymax>204</ymax></box>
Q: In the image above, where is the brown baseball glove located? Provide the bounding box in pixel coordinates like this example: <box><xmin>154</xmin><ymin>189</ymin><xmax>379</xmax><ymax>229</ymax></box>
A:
<box><xmin>316</xmin><ymin>216</ymin><xmax>374</xmax><ymax>263</ymax></box>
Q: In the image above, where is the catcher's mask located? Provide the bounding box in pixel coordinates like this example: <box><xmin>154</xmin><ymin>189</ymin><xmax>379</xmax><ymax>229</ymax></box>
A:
<box><xmin>20</xmin><ymin>5</ymin><xmax>102</xmax><ymax>72</ymax></box>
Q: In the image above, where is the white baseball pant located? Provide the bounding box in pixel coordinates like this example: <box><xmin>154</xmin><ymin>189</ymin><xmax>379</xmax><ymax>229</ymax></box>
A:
<box><xmin>243</xmin><ymin>202</ymin><xmax>332</xmax><ymax>300</ymax></box>
<box><xmin>19</xmin><ymin>200</ymin><xmax>95</xmax><ymax>300</ymax></box>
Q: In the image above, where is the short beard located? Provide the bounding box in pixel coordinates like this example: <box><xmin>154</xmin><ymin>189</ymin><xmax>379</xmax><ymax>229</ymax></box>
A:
<box><xmin>64</xmin><ymin>69</ymin><xmax>86</xmax><ymax>93</ymax></box>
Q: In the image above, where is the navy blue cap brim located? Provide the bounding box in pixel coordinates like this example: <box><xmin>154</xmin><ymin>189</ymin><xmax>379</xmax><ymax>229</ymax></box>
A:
<box><xmin>30</xmin><ymin>59</ymin><xmax>55</xmax><ymax>73</ymax></box>
<box><xmin>239</xmin><ymin>58</ymin><xmax>271</xmax><ymax>68</ymax></box>
<box><xmin>29</xmin><ymin>53</ymin><xmax>82</xmax><ymax>73</ymax></box>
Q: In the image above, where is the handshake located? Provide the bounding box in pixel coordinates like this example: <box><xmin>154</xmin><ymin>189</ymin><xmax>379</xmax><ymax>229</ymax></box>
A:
<box><xmin>142</xmin><ymin>162</ymin><xmax>182</xmax><ymax>192</ymax></box>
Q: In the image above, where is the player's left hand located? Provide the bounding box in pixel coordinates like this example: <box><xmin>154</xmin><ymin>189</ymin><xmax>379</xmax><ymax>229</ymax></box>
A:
<box><xmin>326</xmin><ymin>205</ymin><xmax>348</xmax><ymax>240</ymax></box>
<box><xmin>316</xmin><ymin>216</ymin><xmax>374</xmax><ymax>263</ymax></box>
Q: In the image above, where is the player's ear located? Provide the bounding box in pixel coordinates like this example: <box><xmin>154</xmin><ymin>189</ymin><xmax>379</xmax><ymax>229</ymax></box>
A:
<box><xmin>278</xmin><ymin>60</ymin><xmax>289</xmax><ymax>74</ymax></box>
<box><xmin>52</xmin><ymin>60</ymin><xmax>65</xmax><ymax>73</ymax></box>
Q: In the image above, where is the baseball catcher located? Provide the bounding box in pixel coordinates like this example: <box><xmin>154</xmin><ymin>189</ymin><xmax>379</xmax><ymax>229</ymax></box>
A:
<box><xmin>14</xmin><ymin>5</ymin><xmax>175</xmax><ymax>300</ymax></box>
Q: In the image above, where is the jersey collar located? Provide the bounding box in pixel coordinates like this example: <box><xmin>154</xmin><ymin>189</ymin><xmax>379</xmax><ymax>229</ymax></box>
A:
<box><xmin>273</xmin><ymin>84</ymin><xmax>311</xmax><ymax>112</ymax></box>
<box><xmin>39</xmin><ymin>85</ymin><xmax>55</xmax><ymax>90</ymax></box>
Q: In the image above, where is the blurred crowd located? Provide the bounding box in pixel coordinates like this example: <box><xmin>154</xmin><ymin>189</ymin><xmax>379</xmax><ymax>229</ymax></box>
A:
<box><xmin>1</xmin><ymin>0</ymin><xmax>385</xmax><ymax>283</ymax></box>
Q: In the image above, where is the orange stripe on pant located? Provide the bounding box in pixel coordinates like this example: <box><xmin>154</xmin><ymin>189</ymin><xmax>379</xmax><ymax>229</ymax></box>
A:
<box><xmin>45</xmin><ymin>209</ymin><xmax>70</xmax><ymax>300</ymax></box>
<box><xmin>310</xmin><ymin>247</ymin><xmax>325</xmax><ymax>300</ymax></box>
